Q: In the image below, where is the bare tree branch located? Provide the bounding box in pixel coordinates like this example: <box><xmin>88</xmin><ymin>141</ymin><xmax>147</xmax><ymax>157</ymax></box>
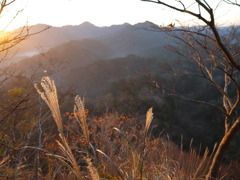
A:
<box><xmin>0</xmin><ymin>93</ymin><xmax>29</xmax><ymax>123</ymax></box>
<box><xmin>224</xmin><ymin>0</ymin><xmax>240</xmax><ymax>6</ymax></box>
<box><xmin>141</xmin><ymin>1</ymin><xmax>240</xmax><ymax>179</ymax></box>
<box><xmin>142</xmin><ymin>0</ymin><xmax>240</xmax><ymax>71</ymax></box>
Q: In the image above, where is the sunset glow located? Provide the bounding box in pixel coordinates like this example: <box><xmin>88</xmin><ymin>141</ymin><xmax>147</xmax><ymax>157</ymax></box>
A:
<box><xmin>1</xmin><ymin>0</ymin><xmax>240</xmax><ymax>31</ymax></box>
<box><xmin>0</xmin><ymin>31</ymin><xmax>6</xmax><ymax>41</ymax></box>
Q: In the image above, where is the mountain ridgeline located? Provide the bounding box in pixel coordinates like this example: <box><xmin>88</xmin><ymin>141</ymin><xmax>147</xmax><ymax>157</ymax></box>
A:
<box><xmin>11</xmin><ymin>21</ymin><xmax>169</xmax><ymax>59</ymax></box>
<box><xmin>8</xmin><ymin>21</ymin><xmax>240</xmax><ymax>156</ymax></box>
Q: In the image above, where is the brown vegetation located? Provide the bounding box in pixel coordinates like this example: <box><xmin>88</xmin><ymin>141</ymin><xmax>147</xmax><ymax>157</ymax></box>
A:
<box><xmin>1</xmin><ymin>76</ymin><xmax>238</xmax><ymax>179</ymax></box>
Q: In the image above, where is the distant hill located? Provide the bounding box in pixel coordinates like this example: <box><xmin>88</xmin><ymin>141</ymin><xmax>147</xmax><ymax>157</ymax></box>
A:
<box><xmin>8</xmin><ymin>22</ymin><xmax>127</xmax><ymax>58</ymax></box>
<box><xmin>8</xmin><ymin>21</ymin><xmax>171</xmax><ymax>62</ymax></box>
<box><xmin>97</xmin><ymin>21</ymin><xmax>170</xmax><ymax>57</ymax></box>
<box><xmin>12</xmin><ymin>21</ymin><xmax>175</xmax><ymax>80</ymax></box>
<box><xmin>14</xmin><ymin>38</ymin><xmax>113</xmax><ymax>78</ymax></box>
<box><xmin>60</xmin><ymin>55</ymin><xmax>160</xmax><ymax>97</ymax></box>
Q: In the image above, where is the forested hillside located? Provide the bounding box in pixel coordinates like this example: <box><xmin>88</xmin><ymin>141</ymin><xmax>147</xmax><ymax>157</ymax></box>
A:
<box><xmin>1</xmin><ymin>19</ymin><xmax>240</xmax><ymax>179</ymax></box>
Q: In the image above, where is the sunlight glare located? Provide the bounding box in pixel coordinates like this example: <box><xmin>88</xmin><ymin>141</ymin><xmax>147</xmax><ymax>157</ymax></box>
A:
<box><xmin>0</xmin><ymin>31</ymin><xmax>6</xmax><ymax>41</ymax></box>
<box><xmin>0</xmin><ymin>0</ymin><xmax>239</xmax><ymax>31</ymax></box>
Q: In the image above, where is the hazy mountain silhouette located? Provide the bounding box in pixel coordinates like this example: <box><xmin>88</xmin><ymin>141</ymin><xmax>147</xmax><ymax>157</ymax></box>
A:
<box><xmin>12</xmin><ymin>21</ymin><xmax>174</xmax><ymax>80</ymax></box>
<box><xmin>15</xmin><ymin>38</ymin><xmax>113</xmax><ymax>78</ymax></box>
<box><xmin>10</xmin><ymin>22</ymin><xmax>127</xmax><ymax>57</ymax></box>
<box><xmin>97</xmin><ymin>22</ymin><xmax>170</xmax><ymax>57</ymax></box>
<box><xmin>10</xmin><ymin>21</ymin><xmax>171</xmax><ymax>62</ymax></box>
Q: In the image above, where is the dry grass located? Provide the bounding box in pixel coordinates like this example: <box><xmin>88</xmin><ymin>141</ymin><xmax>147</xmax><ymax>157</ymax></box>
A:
<box><xmin>74</xmin><ymin>95</ymin><xmax>90</xmax><ymax>149</ymax></box>
<box><xmin>0</xmin><ymin>155</ymin><xmax>9</xmax><ymax>169</ymax></box>
<box><xmin>0</xmin><ymin>76</ymin><xmax>238</xmax><ymax>179</ymax></box>
<box><xmin>35</xmin><ymin>76</ymin><xmax>63</xmax><ymax>135</ymax></box>
<box><xmin>85</xmin><ymin>157</ymin><xmax>100</xmax><ymax>180</ymax></box>
<box><xmin>35</xmin><ymin>76</ymin><xmax>81</xmax><ymax>178</ymax></box>
<box><xmin>144</xmin><ymin>107</ymin><xmax>153</xmax><ymax>137</ymax></box>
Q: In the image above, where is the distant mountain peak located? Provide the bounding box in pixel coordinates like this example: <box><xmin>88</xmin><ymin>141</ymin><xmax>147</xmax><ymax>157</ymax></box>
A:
<box><xmin>134</xmin><ymin>21</ymin><xmax>159</xmax><ymax>29</ymax></box>
<box><xmin>122</xmin><ymin>23</ymin><xmax>132</xmax><ymax>27</ymax></box>
<box><xmin>80</xmin><ymin>21</ymin><xmax>95</xmax><ymax>27</ymax></box>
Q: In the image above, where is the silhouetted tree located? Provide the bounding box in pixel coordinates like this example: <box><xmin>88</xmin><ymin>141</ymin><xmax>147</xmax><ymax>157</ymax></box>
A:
<box><xmin>0</xmin><ymin>1</ymin><xmax>48</xmax><ymax>179</ymax></box>
<box><xmin>142</xmin><ymin>0</ymin><xmax>240</xmax><ymax>179</ymax></box>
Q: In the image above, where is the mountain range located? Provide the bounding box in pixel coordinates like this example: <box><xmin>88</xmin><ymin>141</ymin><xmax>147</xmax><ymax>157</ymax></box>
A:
<box><xmin>10</xmin><ymin>21</ymin><xmax>170</xmax><ymax>60</ymax></box>
<box><xmin>4</xmin><ymin>21</ymin><xmax>240</xmax><ymax>154</ymax></box>
<box><xmin>10</xmin><ymin>21</ymin><xmax>175</xmax><ymax>83</ymax></box>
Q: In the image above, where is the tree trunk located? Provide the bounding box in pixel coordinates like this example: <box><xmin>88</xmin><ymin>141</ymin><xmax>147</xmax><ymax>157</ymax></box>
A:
<box><xmin>206</xmin><ymin>117</ymin><xmax>240</xmax><ymax>180</ymax></box>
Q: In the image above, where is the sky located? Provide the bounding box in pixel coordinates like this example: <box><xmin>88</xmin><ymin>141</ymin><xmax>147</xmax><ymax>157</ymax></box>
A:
<box><xmin>1</xmin><ymin>0</ymin><xmax>240</xmax><ymax>31</ymax></box>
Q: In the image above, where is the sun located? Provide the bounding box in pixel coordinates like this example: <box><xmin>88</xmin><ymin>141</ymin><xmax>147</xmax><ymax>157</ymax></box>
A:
<box><xmin>0</xmin><ymin>31</ymin><xmax>5</xmax><ymax>40</ymax></box>
<box><xmin>0</xmin><ymin>31</ymin><xmax>7</xmax><ymax>40</ymax></box>
<box><xmin>0</xmin><ymin>31</ymin><xmax>10</xmax><ymax>43</ymax></box>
